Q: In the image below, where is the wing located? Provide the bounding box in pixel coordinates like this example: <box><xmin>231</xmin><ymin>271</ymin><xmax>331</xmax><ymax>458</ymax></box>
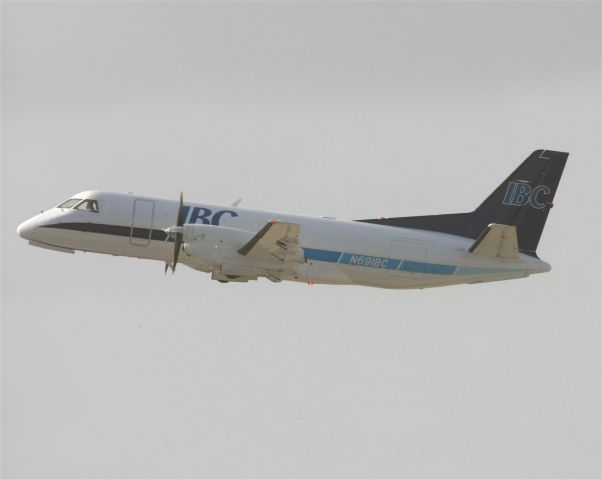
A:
<box><xmin>238</xmin><ymin>221</ymin><xmax>300</xmax><ymax>261</ymax></box>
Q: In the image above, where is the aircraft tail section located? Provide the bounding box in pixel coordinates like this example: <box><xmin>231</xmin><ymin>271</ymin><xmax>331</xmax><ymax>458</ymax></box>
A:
<box><xmin>357</xmin><ymin>149</ymin><xmax>568</xmax><ymax>257</ymax></box>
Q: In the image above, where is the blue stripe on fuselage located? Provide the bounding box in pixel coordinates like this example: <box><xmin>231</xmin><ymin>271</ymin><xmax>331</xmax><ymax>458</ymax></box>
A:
<box><xmin>301</xmin><ymin>247</ymin><xmax>518</xmax><ymax>276</ymax></box>
<box><xmin>401</xmin><ymin>260</ymin><xmax>457</xmax><ymax>275</ymax></box>
<box><xmin>303</xmin><ymin>248</ymin><xmax>342</xmax><ymax>263</ymax></box>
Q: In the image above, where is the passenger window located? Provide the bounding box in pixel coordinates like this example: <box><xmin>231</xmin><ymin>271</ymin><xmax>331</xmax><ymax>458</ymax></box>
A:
<box><xmin>75</xmin><ymin>199</ymin><xmax>99</xmax><ymax>213</ymax></box>
<box><xmin>58</xmin><ymin>198</ymin><xmax>82</xmax><ymax>209</ymax></box>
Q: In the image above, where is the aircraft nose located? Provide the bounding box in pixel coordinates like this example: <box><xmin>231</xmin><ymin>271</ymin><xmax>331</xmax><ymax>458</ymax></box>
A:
<box><xmin>17</xmin><ymin>217</ymin><xmax>38</xmax><ymax>240</ymax></box>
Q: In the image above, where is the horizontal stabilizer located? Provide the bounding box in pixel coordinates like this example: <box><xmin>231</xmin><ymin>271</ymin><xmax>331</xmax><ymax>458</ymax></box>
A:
<box><xmin>469</xmin><ymin>224</ymin><xmax>518</xmax><ymax>259</ymax></box>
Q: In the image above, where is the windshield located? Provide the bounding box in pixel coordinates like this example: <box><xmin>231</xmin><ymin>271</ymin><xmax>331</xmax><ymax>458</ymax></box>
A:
<box><xmin>57</xmin><ymin>197</ymin><xmax>99</xmax><ymax>212</ymax></box>
<box><xmin>57</xmin><ymin>198</ymin><xmax>82</xmax><ymax>209</ymax></box>
<box><xmin>74</xmin><ymin>199</ymin><xmax>99</xmax><ymax>213</ymax></box>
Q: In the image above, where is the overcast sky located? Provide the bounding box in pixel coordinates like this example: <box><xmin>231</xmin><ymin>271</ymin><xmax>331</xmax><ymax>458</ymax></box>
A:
<box><xmin>1</xmin><ymin>1</ymin><xmax>600</xmax><ymax>478</ymax></box>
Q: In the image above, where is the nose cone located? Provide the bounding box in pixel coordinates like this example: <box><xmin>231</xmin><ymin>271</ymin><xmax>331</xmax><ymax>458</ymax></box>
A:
<box><xmin>17</xmin><ymin>217</ymin><xmax>38</xmax><ymax>240</ymax></box>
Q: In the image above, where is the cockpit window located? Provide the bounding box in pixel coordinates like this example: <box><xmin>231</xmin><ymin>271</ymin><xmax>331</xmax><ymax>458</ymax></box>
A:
<box><xmin>75</xmin><ymin>199</ymin><xmax>99</xmax><ymax>213</ymax></box>
<box><xmin>58</xmin><ymin>198</ymin><xmax>82</xmax><ymax>209</ymax></box>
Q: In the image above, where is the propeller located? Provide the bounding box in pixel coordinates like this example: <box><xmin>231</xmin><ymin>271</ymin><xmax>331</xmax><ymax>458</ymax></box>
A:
<box><xmin>164</xmin><ymin>192</ymin><xmax>185</xmax><ymax>274</ymax></box>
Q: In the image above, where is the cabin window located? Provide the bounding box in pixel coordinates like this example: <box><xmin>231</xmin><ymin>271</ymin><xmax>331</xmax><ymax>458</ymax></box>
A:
<box><xmin>74</xmin><ymin>199</ymin><xmax>99</xmax><ymax>213</ymax></box>
<box><xmin>57</xmin><ymin>198</ymin><xmax>82</xmax><ymax>209</ymax></box>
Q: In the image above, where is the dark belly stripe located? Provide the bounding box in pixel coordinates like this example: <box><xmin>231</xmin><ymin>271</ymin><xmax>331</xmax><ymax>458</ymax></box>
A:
<box><xmin>41</xmin><ymin>222</ymin><xmax>168</xmax><ymax>241</ymax></box>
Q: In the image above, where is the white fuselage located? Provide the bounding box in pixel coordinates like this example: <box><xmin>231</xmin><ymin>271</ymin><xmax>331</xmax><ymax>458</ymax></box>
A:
<box><xmin>17</xmin><ymin>190</ymin><xmax>550</xmax><ymax>289</ymax></box>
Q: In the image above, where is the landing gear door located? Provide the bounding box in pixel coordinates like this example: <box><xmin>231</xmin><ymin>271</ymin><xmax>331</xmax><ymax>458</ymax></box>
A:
<box><xmin>130</xmin><ymin>199</ymin><xmax>155</xmax><ymax>246</ymax></box>
<box><xmin>389</xmin><ymin>240</ymin><xmax>427</xmax><ymax>275</ymax></box>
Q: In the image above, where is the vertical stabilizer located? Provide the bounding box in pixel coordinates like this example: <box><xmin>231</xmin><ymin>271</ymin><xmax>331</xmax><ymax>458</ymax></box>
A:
<box><xmin>357</xmin><ymin>150</ymin><xmax>568</xmax><ymax>257</ymax></box>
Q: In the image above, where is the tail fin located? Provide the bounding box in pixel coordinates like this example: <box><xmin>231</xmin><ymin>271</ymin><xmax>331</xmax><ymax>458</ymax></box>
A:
<box><xmin>357</xmin><ymin>149</ymin><xmax>568</xmax><ymax>257</ymax></box>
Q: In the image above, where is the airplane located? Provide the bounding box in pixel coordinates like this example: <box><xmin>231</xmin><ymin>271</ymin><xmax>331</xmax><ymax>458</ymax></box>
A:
<box><xmin>17</xmin><ymin>149</ymin><xmax>567</xmax><ymax>289</ymax></box>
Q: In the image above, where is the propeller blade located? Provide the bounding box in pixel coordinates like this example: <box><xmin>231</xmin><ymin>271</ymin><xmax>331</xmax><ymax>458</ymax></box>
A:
<box><xmin>172</xmin><ymin>192</ymin><xmax>184</xmax><ymax>272</ymax></box>
<box><xmin>177</xmin><ymin>192</ymin><xmax>185</xmax><ymax>227</ymax></box>
<box><xmin>173</xmin><ymin>232</ymin><xmax>182</xmax><ymax>273</ymax></box>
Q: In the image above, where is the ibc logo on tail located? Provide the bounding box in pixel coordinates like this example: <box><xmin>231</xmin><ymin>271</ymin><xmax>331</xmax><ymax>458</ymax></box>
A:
<box><xmin>503</xmin><ymin>182</ymin><xmax>551</xmax><ymax>209</ymax></box>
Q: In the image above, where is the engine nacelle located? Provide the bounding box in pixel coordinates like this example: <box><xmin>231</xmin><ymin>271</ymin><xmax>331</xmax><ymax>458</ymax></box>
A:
<box><xmin>181</xmin><ymin>224</ymin><xmax>255</xmax><ymax>265</ymax></box>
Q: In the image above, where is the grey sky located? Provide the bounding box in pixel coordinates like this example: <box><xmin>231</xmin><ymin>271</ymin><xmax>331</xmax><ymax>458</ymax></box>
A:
<box><xmin>1</xmin><ymin>1</ymin><xmax>600</xmax><ymax>478</ymax></box>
